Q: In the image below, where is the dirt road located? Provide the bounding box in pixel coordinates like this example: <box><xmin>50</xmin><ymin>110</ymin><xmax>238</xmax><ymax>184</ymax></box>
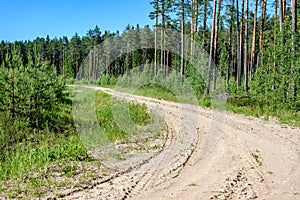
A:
<box><xmin>66</xmin><ymin>86</ymin><xmax>300</xmax><ymax>200</ymax></box>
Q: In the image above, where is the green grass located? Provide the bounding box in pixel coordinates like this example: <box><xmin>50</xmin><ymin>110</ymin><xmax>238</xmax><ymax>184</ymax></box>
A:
<box><xmin>0</xmin><ymin>86</ymin><xmax>91</xmax><ymax>198</ymax></box>
<box><xmin>95</xmin><ymin>91</ymin><xmax>150</xmax><ymax>142</ymax></box>
<box><xmin>0</xmin><ymin>100</ymin><xmax>89</xmax><ymax>180</ymax></box>
<box><xmin>0</xmin><ymin>133</ymin><xmax>88</xmax><ymax>180</ymax></box>
<box><xmin>133</xmin><ymin>84</ymin><xmax>178</xmax><ymax>102</ymax></box>
<box><xmin>0</xmin><ymin>117</ymin><xmax>90</xmax><ymax>198</ymax></box>
<box><xmin>226</xmin><ymin>97</ymin><xmax>300</xmax><ymax>127</ymax></box>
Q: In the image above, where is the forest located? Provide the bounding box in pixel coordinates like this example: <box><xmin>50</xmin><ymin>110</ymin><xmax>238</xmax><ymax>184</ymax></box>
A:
<box><xmin>1</xmin><ymin>0</ymin><xmax>299</xmax><ymax>110</ymax></box>
<box><xmin>0</xmin><ymin>0</ymin><xmax>299</xmax><ymax>198</ymax></box>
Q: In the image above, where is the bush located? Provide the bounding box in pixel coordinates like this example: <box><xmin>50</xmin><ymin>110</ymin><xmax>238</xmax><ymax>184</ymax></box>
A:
<box><xmin>0</xmin><ymin>56</ymin><xmax>66</xmax><ymax>129</ymax></box>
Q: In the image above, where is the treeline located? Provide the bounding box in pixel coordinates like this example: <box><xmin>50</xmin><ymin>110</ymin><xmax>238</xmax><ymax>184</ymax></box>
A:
<box><xmin>0</xmin><ymin>25</ymin><xmax>103</xmax><ymax>79</ymax></box>
<box><xmin>1</xmin><ymin>0</ymin><xmax>299</xmax><ymax>111</ymax></box>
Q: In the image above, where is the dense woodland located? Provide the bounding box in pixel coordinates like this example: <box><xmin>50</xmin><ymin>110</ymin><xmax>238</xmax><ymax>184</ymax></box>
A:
<box><xmin>0</xmin><ymin>0</ymin><xmax>300</xmax><ymax>116</ymax></box>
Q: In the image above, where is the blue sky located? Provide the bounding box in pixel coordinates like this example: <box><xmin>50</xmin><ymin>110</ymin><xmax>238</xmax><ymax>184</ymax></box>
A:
<box><xmin>0</xmin><ymin>0</ymin><xmax>153</xmax><ymax>42</ymax></box>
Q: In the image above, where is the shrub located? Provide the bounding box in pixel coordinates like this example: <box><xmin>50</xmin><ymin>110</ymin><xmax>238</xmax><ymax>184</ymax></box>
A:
<box><xmin>0</xmin><ymin>53</ymin><xmax>66</xmax><ymax>129</ymax></box>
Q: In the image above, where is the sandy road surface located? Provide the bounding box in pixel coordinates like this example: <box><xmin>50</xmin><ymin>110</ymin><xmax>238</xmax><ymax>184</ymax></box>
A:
<box><xmin>65</xmin><ymin>86</ymin><xmax>300</xmax><ymax>200</ymax></box>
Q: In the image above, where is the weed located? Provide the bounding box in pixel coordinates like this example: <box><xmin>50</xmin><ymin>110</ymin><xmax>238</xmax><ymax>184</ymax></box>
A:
<box><xmin>251</xmin><ymin>152</ymin><xmax>262</xmax><ymax>165</ymax></box>
<box><xmin>62</xmin><ymin>164</ymin><xmax>76</xmax><ymax>177</ymax></box>
<box><xmin>188</xmin><ymin>182</ymin><xmax>198</xmax><ymax>186</ymax></box>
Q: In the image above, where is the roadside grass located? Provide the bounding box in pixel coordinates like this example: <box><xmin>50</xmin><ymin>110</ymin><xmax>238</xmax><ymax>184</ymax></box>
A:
<box><xmin>0</xmin><ymin>88</ymin><xmax>152</xmax><ymax>198</ymax></box>
<box><xmin>133</xmin><ymin>84</ymin><xmax>179</xmax><ymax>102</ymax></box>
<box><xmin>95</xmin><ymin>91</ymin><xmax>150</xmax><ymax>142</ymax></box>
<box><xmin>101</xmin><ymin>83</ymin><xmax>300</xmax><ymax>128</ymax></box>
<box><xmin>0</xmin><ymin>100</ymin><xmax>91</xmax><ymax>198</ymax></box>
<box><xmin>0</xmin><ymin>131</ymin><xmax>88</xmax><ymax>180</ymax></box>
<box><xmin>135</xmin><ymin>85</ymin><xmax>300</xmax><ymax>128</ymax></box>
<box><xmin>226</xmin><ymin>97</ymin><xmax>300</xmax><ymax>127</ymax></box>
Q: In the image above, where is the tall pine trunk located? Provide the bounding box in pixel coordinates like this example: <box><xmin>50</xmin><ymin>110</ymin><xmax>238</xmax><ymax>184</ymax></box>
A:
<box><xmin>154</xmin><ymin>0</ymin><xmax>158</xmax><ymax>76</ymax></box>
<box><xmin>250</xmin><ymin>0</ymin><xmax>258</xmax><ymax>80</ymax></box>
<box><xmin>190</xmin><ymin>0</ymin><xmax>199</xmax><ymax>57</ymax></box>
<box><xmin>205</xmin><ymin>0</ymin><xmax>217</xmax><ymax>94</ymax></box>
<box><xmin>161</xmin><ymin>0</ymin><xmax>165</xmax><ymax>73</ymax></box>
<box><xmin>203</xmin><ymin>0</ymin><xmax>208</xmax><ymax>48</ymax></box>
<box><xmin>214</xmin><ymin>0</ymin><xmax>222</xmax><ymax>60</ymax></box>
<box><xmin>226</xmin><ymin>0</ymin><xmax>234</xmax><ymax>90</ymax></box>
<box><xmin>257</xmin><ymin>0</ymin><xmax>266</xmax><ymax>68</ymax></box>
<box><xmin>195</xmin><ymin>0</ymin><xmax>199</xmax><ymax>36</ymax></box>
<box><xmin>236</xmin><ymin>0</ymin><xmax>241</xmax><ymax>88</ymax></box>
<box><xmin>191</xmin><ymin>0</ymin><xmax>195</xmax><ymax>57</ymax></box>
<box><xmin>279</xmin><ymin>0</ymin><xmax>284</xmax><ymax>32</ymax></box>
<box><xmin>180</xmin><ymin>0</ymin><xmax>185</xmax><ymax>77</ymax></box>
<box><xmin>272</xmin><ymin>0</ymin><xmax>278</xmax><ymax>91</ymax></box>
<box><xmin>244</xmin><ymin>0</ymin><xmax>249</xmax><ymax>92</ymax></box>
<box><xmin>213</xmin><ymin>0</ymin><xmax>222</xmax><ymax>90</ymax></box>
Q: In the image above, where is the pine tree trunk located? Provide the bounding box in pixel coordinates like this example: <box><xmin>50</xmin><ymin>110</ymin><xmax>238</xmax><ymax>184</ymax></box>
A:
<box><xmin>191</xmin><ymin>0</ymin><xmax>195</xmax><ymax>57</ymax></box>
<box><xmin>214</xmin><ymin>0</ymin><xmax>222</xmax><ymax>61</ymax></box>
<box><xmin>282</xmin><ymin>0</ymin><xmax>286</xmax><ymax>18</ymax></box>
<box><xmin>244</xmin><ymin>0</ymin><xmax>249</xmax><ymax>92</ymax></box>
<box><xmin>250</xmin><ymin>0</ymin><xmax>258</xmax><ymax>80</ymax></box>
<box><xmin>190</xmin><ymin>0</ymin><xmax>199</xmax><ymax>57</ymax></box>
<box><xmin>279</xmin><ymin>0</ymin><xmax>283</xmax><ymax>32</ymax></box>
<box><xmin>226</xmin><ymin>0</ymin><xmax>234</xmax><ymax>90</ymax></box>
<box><xmin>203</xmin><ymin>0</ymin><xmax>208</xmax><ymax>47</ymax></box>
<box><xmin>195</xmin><ymin>0</ymin><xmax>199</xmax><ymax>35</ymax></box>
<box><xmin>257</xmin><ymin>0</ymin><xmax>266</xmax><ymax>67</ymax></box>
<box><xmin>272</xmin><ymin>0</ymin><xmax>278</xmax><ymax>91</ymax></box>
<box><xmin>213</xmin><ymin>0</ymin><xmax>222</xmax><ymax>90</ymax></box>
<box><xmin>181</xmin><ymin>0</ymin><xmax>185</xmax><ymax>77</ymax></box>
<box><xmin>161</xmin><ymin>0</ymin><xmax>165</xmax><ymax>72</ymax></box>
<box><xmin>205</xmin><ymin>0</ymin><xmax>217</xmax><ymax>94</ymax></box>
<box><xmin>236</xmin><ymin>0</ymin><xmax>242</xmax><ymax>88</ymax></box>
<box><xmin>154</xmin><ymin>0</ymin><xmax>158</xmax><ymax>76</ymax></box>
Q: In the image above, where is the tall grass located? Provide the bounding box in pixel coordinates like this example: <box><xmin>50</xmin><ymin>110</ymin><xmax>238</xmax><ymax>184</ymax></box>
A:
<box><xmin>95</xmin><ymin>91</ymin><xmax>150</xmax><ymax>142</ymax></box>
<box><xmin>133</xmin><ymin>84</ymin><xmax>179</xmax><ymax>102</ymax></box>
<box><xmin>0</xmin><ymin>133</ymin><xmax>87</xmax><ymax>180</ymax></box>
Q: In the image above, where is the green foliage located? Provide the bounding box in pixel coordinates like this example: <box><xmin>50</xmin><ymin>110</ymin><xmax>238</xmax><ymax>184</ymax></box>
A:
<box><xmin>129</xmin><ymin>102</ymin><xmax>150</xmax><ymax>125</ymax></box>
<box><xmin>95</xmin><ymin>91</ymin><xmax>150</xmax><ymax>142</ymax></box>
<box><xmin>134</xmin><ymin>83</ymin><xmax>178</xmax><ymax>102</ymax></box>
<box><xmin>0</xmin><ymin>53</ymin><xmax>66</xmax><ymax>129</ymax></box>
<box><xmin>0</xmin><ymin>51</ymin><xmax>89</xmax><ymax>183</ymax></box>
<box><xmin>62</xmin><ymin>164</ymin><xmax>77</xmax><ymax>177</ymax></box>
<box><xmin>98</xmin><ymin>74</ymin><xmax>117</xmax><ymax>86</ymax></box>
<box><xmin>95</xmin><ymin>92</ymin><xmax>126</xmax><ymax>141</ymax></box>
<box><xmin>0</xmin><ymin>132</ymin><xmax>88</xmax><ymax>180</ymax></box>
<box><xmin>198</xmin><ymin>95</ymin><xmax>212</xmax><ymax>107</ymax></box>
